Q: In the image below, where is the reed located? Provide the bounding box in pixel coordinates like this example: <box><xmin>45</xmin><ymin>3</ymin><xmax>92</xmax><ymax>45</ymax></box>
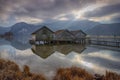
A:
<box><xmin>0</xmin><ymin>59</ymin><xmax>46</xmax><ymax>80</ymax></box>
<box><xmin>53</xmin><ymin>67</ymin><xmax>93</xmax><ymax>80</ymax></box>
<box><xmin>0</xmin><ymin>59</ymin><xmax>120</xmax><ymax>80</ymax></box>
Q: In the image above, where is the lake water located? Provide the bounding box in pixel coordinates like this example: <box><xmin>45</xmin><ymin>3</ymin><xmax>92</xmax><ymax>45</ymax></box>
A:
<box><xmin>0</xmin><ymin>38</ymin><xmax>120</xmax><ymax>79</ymax></box>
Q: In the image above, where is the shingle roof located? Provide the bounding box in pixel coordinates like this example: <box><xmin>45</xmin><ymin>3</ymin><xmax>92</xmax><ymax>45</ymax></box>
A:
<box><xmin>54</xmin><ymin>30</ymin><xmax>65</xmax><ymax>35</ymax></box>
<box><xmin>71</xmin><ymin>30</ymin><xmax>86</xmax><ymax>35</ymax></box>
<box><xmin>55</xmin><ymin>29</ymin><xmax>75</xmax><ymax>36</ymax></box>
<box><xmin>32</xmin><ymin>26</ymin><xmax>54</xmax><ymax>34</ymax></box>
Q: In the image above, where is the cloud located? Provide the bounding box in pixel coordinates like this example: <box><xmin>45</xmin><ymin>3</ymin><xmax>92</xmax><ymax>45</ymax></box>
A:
<box><xmin>11</xmin><ymin>0</ymin><xmax>89</xmax><ymax>19</ymax></box>
<box><xmin>0</xmin><ymin>0</ymin><xmax>103</xmax><ymax>19</ymax></box>
<box><xmin>15</xmin><ymin>16</ymin><xmax>43</xmax><ymax>24</ymax></box>
<box><xmin>83</xmin><ymin>3</ymin><xmax>120</xmax><ymax>18</ymax></box>
<box><xmin>110</xmin><ymin>14</ymin><xmax>120</xmax><ymax>22</ymax></box>
<box><xmin>53</xmin><ymin>13</ymin><xmax>76</xmax><ymax>21</ymax></box>
<box><xmin>0</xmin><ymin>0</ymin><xmax>120</xmax><ymax>26</ymax></box>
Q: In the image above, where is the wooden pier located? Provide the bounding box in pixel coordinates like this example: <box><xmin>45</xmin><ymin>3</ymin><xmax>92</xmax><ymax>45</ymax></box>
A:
<box><xmin>87</xmin><ymin>36</ymin><xmax>120</xmax><ymax>48</ymax></box>
<box><xmin>88</xmin><ymin>40</ymin><xmax>120</xmax><ymax>47</ymax></box>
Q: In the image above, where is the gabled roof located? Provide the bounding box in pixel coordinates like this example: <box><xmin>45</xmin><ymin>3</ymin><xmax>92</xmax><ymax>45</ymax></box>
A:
<box><xmin>54</xmin><ymin>30</ymin><xmax>75</xmax><ymax>41</ymax></box>
<box><xmin>32</xmin><ymin>26</ymin><xmax>54</xmax><ymax>34</ymax></box>
<box><xmin>55</xmin><ymin>29</ymin><xmax>74</xmax><ymax>36</ymax></box>
<box><xmin>55</xmin><ymin>30</ymin><xmax>65</xmax><ymax>35</ymax></box>
<box><xmin>71</xmin><ymin>30</ymin><xmax>87</xmax><ymax>35</ymax></box>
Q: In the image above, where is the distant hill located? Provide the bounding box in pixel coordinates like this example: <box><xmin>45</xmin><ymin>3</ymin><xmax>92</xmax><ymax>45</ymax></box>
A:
<box><xmin>86</xmin><ymin>23</ymin><xmax>120</xmax><ymax>36</ymax></box>
<box><xmin>10</xmin><ymin>22</ymin><xmax>42</xmax><ymax>44</ymax></box>
<box><xmin>41</xmin><ymin>20</ymin><xmax>100</xmax><ymax>31</ymax></box>
<box><xmin>1</xmin><ymin>20</ymin><xmax>100</xmax><ymax>36</ymax></box>
<box><xmin>10</xmin><ymin>22</ymin><xmax>38</xmax><ymax>34</ymax></box>
<box><xmin>6</xmin><ymin>20</ymin><xmax>99</xmax><ymax>43</ymax></box>
<box><xmin>3</xmin><ymin>21</ymin><xmax>120</xmax><ymax>44</ymax></box>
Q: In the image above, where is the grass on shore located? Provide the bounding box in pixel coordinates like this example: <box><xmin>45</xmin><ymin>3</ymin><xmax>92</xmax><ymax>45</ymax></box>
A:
<box><xmin>0</xmin><ymin>59</ymin><xmax>46</xmax><ymax>80</ymax></box>
<box><xmin>54</xmin><ymin>67</ymin><xmax>93</xmax><ymax>80</ymax></box>
<box><xmin>0</xmin><ymin>59</ymin><xmax>120</xmax><ymax>80</ymax></box>
<box><xmin>54</xmin><ymin>67</ymin><xmax>120</xmax><ymax>80</ymax></box>
<box><xmin>103</xmin><ymin>71</ymin><xmax>120</xmax><ymax>80</ymax></box>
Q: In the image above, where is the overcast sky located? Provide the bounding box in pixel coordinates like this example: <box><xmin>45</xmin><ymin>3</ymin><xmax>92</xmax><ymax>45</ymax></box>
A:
<box><xmin>0</xmin><ymin>0</ymin><xmax>120</xmax><ymax>27</ymax></box>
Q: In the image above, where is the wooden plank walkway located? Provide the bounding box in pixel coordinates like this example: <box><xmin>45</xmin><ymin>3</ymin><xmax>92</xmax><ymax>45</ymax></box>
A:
<box><xmin>86</xmin><ymin>36</ymin><xmax>120</xmax><ymax>48</ymax></box>
<box><xmin>88</xmin><ymin>40</ymin><xmax>120</xmax><ymax>48</ymax></box>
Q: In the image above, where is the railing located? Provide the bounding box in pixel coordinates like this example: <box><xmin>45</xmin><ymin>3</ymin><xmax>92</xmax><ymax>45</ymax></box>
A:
<box><xmin>87</xmin><ymin>36</ymin><xmax>120</xmax><ymax>47</ymax></box>
<box><xmin>88</xmin><ymin>40</ymin><xmax>120</xmax><ymax>47</ymax></box>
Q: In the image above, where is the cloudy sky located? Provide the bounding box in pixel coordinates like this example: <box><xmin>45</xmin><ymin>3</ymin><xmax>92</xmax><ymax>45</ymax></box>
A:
<box><xmin>0</xmin><ymin>0</ymin><xmax>120</xmax><ymax>27</ymax></box>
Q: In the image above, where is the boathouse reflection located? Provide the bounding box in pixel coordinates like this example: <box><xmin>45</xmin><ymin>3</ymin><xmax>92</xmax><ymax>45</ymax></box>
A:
<box><xmin>31</xmin><ymin>44</ymin><xmax>86</xmax><ymax>59</ymax></box>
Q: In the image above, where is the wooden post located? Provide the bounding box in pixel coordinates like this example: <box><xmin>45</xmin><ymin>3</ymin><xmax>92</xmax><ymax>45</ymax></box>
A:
<box><xmin>39</xmin><ymin>41</ymin><xmax>40</xmax><ymax>45</ymax></box>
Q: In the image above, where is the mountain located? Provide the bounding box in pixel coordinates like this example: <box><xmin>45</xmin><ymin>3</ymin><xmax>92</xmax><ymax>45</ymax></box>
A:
<box><xmin>66</xmin><ymin>20</ymin><xmax>100</xmax><ymax>31</ymax></box>
<box><xmin>41</xmin><ymin>20</ymin><xmax>100</xmax><ymax>31</ymax></box>
<box><xmin>2</xmin><ymin>21</ymin><xmax>120</xmax><ymax>44</ymax></box>
<box><xmin>86</xmin><ymin>23</ymin><xmax>120</xmax><ymax>36</ymax></box>
<box><xmin>3</xmin><ymin>20</ymin><xmax>99</xmax><ymax>43</ymax></box>
<box><xmin>0</xmin><ymin>27</ymin><xmax>11</xmax><ymax>34</ymax></box>
<box><xmin>10</xmin><ymin>22</ymin><xmax>42</xmax><ymax>44</ymax></box>
<box><xmin>11</xmin><ymin>22</ymin><xmax>36</xmax><ymax>34</ymax></box>
<box><xmin>1</xmin><ymin>20</ymin><xmax>99</xmax><ymax>43</ymax></box>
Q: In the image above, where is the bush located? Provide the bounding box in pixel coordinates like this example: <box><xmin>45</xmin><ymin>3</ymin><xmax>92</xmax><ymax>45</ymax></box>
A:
<box><xmin>103</xmin><ymin>71</ymin><xmax>120</xmax><ymax>80</ymax></box>
<box><xmin>53</xmin><ymin>67</ymin><xmax>93</xmax><ymax>80</ymax></box>
<box><xmin>0</xmin><ymin>59</ymin><xmax>120</xmax><ymax>80</ymax></box>
<box><xmin>0</xmin><ymin>59</ymin><xmax>46</xmax><ymax>80</ymax></box>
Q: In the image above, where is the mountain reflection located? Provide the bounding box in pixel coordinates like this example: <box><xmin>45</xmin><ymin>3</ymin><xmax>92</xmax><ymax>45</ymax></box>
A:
<box><xmin>31</xmin><ymin>44</ymin><xmax>86</xmax><ymax>59</ymax></box>
<box><xmin>0</xmin><ymin>38</ymin><xmax>31</xmax><ymax>50</ymax></box>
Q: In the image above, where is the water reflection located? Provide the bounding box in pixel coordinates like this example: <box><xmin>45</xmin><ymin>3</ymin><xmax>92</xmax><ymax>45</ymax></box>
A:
<box><xmin>31</xmin><ymin>44</ymin><xmax>86</xmax><ymax>59</ymax></box>
<box><xmin>0</xmin><ymin>39</ymin><xmax>11</xmax><ymax>45</ymax></box>
<box><xmin>0</xmin><ymin>38</ymin><xmax>31</xmax><ymax>50</ymax></box>
<box><xmin>0</xmin><ymin>39</ymin><xmax>120</xmax><ymax>79</ymax></box>
<box><xmin>11</xmin><ymin>39</ymin><xmax>31</xmax><ymax>50</ymax></box>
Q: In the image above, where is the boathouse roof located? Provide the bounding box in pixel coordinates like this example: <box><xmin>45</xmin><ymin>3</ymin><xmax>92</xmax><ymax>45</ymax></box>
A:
<box><xmin>70</xmin><ymin>30</ymin><xmax>87</xmax><ymax>35</ymax></box>
<box><xmin>32</xmin><ymin>26</ymin><xmax>54</xmax><ymax>34</ymax></box>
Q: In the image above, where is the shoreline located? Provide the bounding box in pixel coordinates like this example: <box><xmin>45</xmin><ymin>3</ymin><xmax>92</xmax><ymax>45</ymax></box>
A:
<box><xmin>0</xmin><ymin>58</ymin><xmax>120</xmax><ymax>80</ymax></box>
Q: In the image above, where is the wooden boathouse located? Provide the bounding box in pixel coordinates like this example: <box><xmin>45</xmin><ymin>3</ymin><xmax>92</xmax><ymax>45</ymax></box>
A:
<box><xmin>71</xmin><ymin>30</ymin><xmax>86</xmax><ymax>44</ymax></box>
<box><xmin>54</xmin><ymin>29</ymin><xmax>75</xmax><ymax>44</ymax></box>
<box><xmin>31</xmin><ymin>26</ymin><xmax>54</xmax><ymax>44</ymax></box>
<box><xmin>30</xmin><ymin>26</ymin><xmax>87</xmax><ymax>45</ymax></box>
